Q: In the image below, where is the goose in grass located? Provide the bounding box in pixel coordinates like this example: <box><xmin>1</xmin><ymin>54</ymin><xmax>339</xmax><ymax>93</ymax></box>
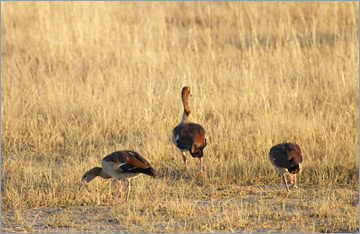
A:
<box><xmin>172</xmin><ymin>86</ymin><xmax>207</xmax><ymax>174</ymax></box>
<box><xmin>79</xmin><ymin>150</ymin><xmax>157</xmax><ymax>205</ymax></box>
<box><xmin>268</xmin><ymin>142</ymin><xmax>303</xmax><ymax>192</ymax></box>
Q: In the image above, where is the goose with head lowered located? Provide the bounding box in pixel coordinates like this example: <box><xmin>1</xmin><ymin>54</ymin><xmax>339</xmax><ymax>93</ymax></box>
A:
<box><xmin>79</xmin><ymin>150</ymin><xmax>157</xmax><ymax>205</ymax></box>
<box><xmin>172</xmin><ymin>86</ymin><xmax>207</xmax><ymax>174</ymax></box>
<box><xmin>268</xmin><ymin>142</ymin><xmax>303</xmax><ymax>192</ymax></box>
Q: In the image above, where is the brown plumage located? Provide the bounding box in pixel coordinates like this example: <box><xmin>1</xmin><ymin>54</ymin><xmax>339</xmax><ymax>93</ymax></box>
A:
<box><xmin>268</xmin><ymin>143</ymin><xmax>303</xmax><ymax>192</ymax></box>
<box><xmin>79</xmin><ymin>150</ymin><xmax>157</xmax><ymax>205</ymax></box>
<box><xmin>172</xmin><ymin>86</ymin><xmax>207</xmax><ymax>174</ymax></box>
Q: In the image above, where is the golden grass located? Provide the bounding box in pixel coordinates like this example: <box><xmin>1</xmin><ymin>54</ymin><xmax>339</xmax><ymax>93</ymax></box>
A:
<box><xmin>1</xmin><ymin>1</ymin><xmax>359</xmax><ymax>233</ymax></box>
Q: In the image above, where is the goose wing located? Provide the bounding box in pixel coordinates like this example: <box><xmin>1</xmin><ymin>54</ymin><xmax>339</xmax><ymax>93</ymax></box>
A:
<box><xmin>173</xmin><ymin>123</ymin><xmax>206</xmax><ymax>150</ymax></box>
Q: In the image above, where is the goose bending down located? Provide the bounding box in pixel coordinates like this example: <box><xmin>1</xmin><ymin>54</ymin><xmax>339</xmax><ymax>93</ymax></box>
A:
<box><xmin>268</xmin><ymin>143</ymin><xmax>303</xmax><ymax>192</ymax></box>
<box><xmin>79</xmin><ymin>150</ymin><xmax>157</xmax><ymax>205</ymax></box>
<box><xmin>172</xmin><ymin>86</ymin><xmax>207</xmax><ymax>174</ymax></box>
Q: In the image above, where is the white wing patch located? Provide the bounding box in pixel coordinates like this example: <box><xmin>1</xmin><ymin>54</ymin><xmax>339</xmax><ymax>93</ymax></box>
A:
<box><xmin>176</xmin><ymin>134</ymin><xmax>180</xmax><ymax>141</ymax></box>
<box><xmin>119</xmin><ymin>163</ymin><xmax>127</xmax><ymax>167</ymax></box>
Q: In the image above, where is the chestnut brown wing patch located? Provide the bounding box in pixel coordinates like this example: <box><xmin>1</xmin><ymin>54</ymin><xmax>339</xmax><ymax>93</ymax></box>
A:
<box><xmin>192</xmin><ymin>131</ymin><xmax>206</xmax><ymax>147</ymax></box>
<box><xmin>123</xmin><ymin>150</ymin><xmax>152</xmax><ymax>169</ymax></box>
<box><xmin>285</xmin><ymin>143</ymin><xmax>303</xmax><ymax>164</ymax></box>
<box><xmin>102</xmin><ymin>151</ymin><xmax>151</xmax><ymax>171</ymax></box>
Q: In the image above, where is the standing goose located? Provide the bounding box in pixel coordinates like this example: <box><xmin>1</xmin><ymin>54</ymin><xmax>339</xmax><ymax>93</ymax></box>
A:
<box><xmin>268</xmin><ymin>142</ymin><xmax>303</xmax><ymax>192</ymax></box>
<box><xmin>79</xmin><ymin>150</ymin><xmax>157</xmax><ymax>205</ymax></box>
<box><xmin>172</xmin><ymin>86</ymin><xmax>207</xmax><ymax>174</ymax></box>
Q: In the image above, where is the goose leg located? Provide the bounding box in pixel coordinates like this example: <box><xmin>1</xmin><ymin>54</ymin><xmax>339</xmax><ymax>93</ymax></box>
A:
<box><xmin>198</xmin><ymin>157</ymin><xmax>204</xmax><ymax>175</ymax></box>
<box><xmin>182</xmin><ymin>152</ymin><xmax>188</xmax><ymax>172</ymax></box>
<box><xmin>125</xmin><ymin>179</ymin><xmax>131</xmax><ymax>202</ymax></box>
<box><xmin>290</xmin><ymin>175</ymin><xmax>298</xmax><ymax>190</ymax></box>
<box><xmin>111</xmin><ymin>180</ymin><xmax>122</xmax><ymax>206</ymax></box>
<box><xmin>282</xmin><ymin>174</ymin><xmax>290</xmax><ymax>192</ymax></box>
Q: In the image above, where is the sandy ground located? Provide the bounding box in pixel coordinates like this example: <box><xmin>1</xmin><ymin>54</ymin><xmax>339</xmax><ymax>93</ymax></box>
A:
<box><xmin>2</xmin><ymin>185</ymin><xmax>359</xmax><ymax>233</ymax></box>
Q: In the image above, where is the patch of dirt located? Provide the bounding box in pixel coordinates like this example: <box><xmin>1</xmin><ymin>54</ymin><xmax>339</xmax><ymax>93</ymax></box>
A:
<box><xmin>1</xmin><ymin>206</ymin><xmax>124</xmax><ymax>233</ymax></box>
<box><xmin>2</xmin><ymin>185</ymin><xmax>359</xmax><ymax>233</ymax></box>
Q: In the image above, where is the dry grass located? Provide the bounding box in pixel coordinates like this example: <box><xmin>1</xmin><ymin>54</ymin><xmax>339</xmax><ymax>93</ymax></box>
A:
<box><xmin>1</xmin><ymin>1</ymin><xmax>359</xmax><ymax>233</ymax></box>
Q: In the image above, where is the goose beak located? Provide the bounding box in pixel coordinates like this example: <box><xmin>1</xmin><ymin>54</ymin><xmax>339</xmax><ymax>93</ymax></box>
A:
<box><xmin>79</xmin><ymin>180</ymin><xmax>87</xmax><ymax>190</ymax></box>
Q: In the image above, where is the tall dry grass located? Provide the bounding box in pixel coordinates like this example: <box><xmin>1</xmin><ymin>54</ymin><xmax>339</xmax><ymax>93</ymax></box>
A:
<box><xmin>1</xmin><ymin>1</ymin><xmax>359</xmax><ymax>232</ymax></box>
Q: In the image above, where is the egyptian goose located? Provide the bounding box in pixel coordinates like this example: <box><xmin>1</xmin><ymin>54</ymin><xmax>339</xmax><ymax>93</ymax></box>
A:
<box><xmin>268</xmin><ymin>143</ymin><xmax>303</xmax><ymax>192</ymax></box>
<box><xmin>79</xmin><ymin>150</ymin><xmax>157</xmax><ymax>205</ymax></box>
<box><xmin>172</xmin><ymin>86</ymin><xmax>207</xmax><ymax>174</ymax></box>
